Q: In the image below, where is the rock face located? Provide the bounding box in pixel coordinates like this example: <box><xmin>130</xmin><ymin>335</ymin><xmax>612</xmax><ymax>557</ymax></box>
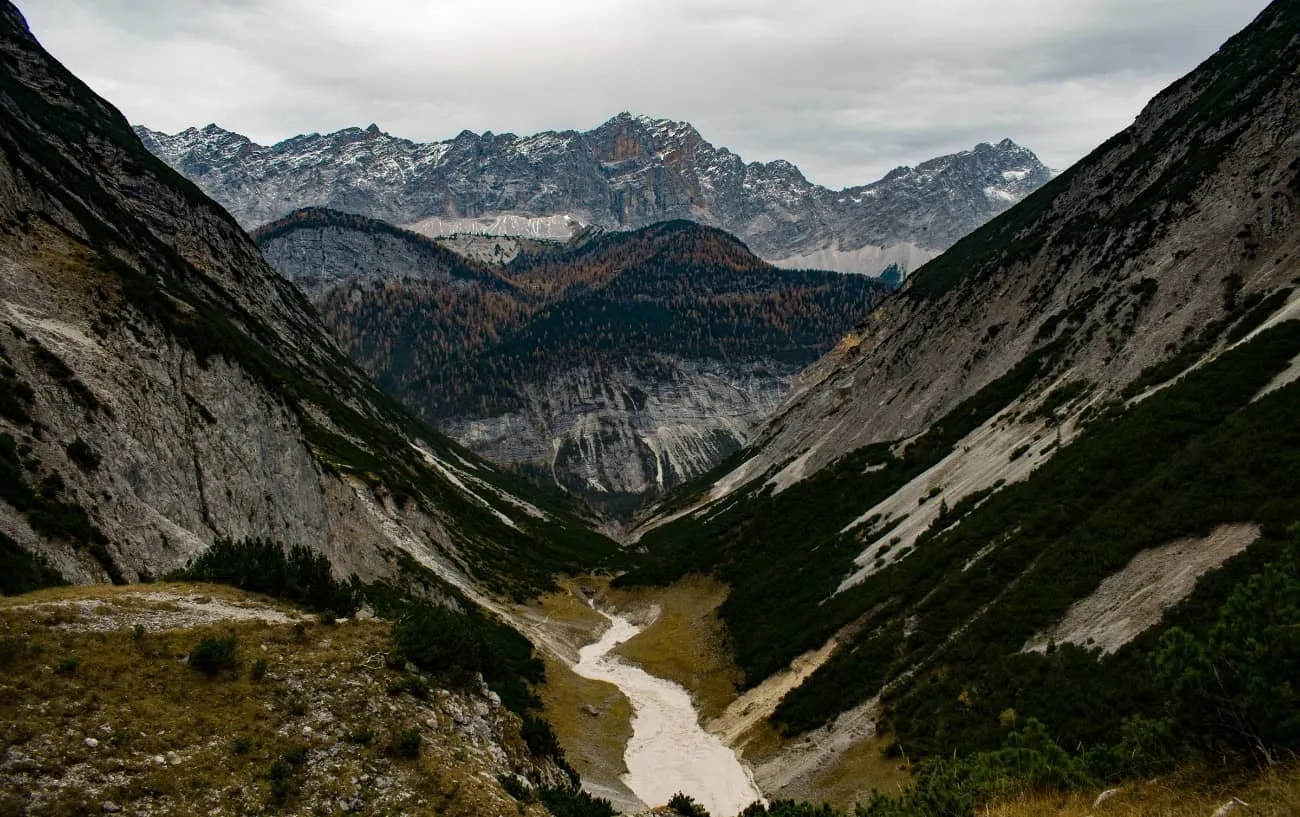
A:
<box><xmin>0</xmin><ymin>3</ymin><xmax>614</xmax><ymax>594</ymax></box>
<box><xmin>439</xmin><ymin>356</ymin><xmax>799</xmax><ymax>510</ymax></box>
<box><xmin>704</xmin><ymin>12</ymin><xmax>1300</xmax><ymax>489</ymax></box>
<box><xmin>254</xmin><ymin>211</ymin><xmax>889</xmax><ymax>515</ymax></box>
<box><xmin>136</xmin><ymin>116</ymin><xmax>1051</xmax><ymax>276</ymax></box>
<box><xmin>252</xmin><ymin>207</ymin><xmax>506</xmax><ymax>301</ymax></box>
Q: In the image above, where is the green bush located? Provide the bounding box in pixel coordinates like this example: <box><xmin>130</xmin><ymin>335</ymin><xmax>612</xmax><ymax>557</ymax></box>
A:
<box><xmin>386</xmin><ymin>673</ymin><xmax>430</xmax><ymax>699</ymax></box>
<box><xmin>857</xmin><ymin>719</ymin><xmax>1090</xmax><ymax>817</ymax></box>
<box><xmin>65</xmin><ymin>438</ymin><xmax>100</xmax><ymax>471</ymax></box>
<box><xmin>391</xmin><ymin>601</ymin><xmax>543</xmax><ymax>714</ymax></box>
<box><xmin>188</xmin><ymin>635</ymin><xmax>237</xmax><ymax>676</ymax></box>
<box><xmin>266</xmin><ymin>745</ymin><xmax>308</xmax><ymax>805</ymax></box>
<box><xmin>175</xmin><ymin>537</ymin><xmax>361</xmax><ymax>616</ymax></box>
<box><xmin>345</xmin><ymin>727</ymin><xmax>374</xmax><ymax>746</ymax></box>
<box><xmin>499</xmin><ymin>775</ymin><xmax>535</xmax><ymax>803</ymax></box>
<box><xmin>522</xmin><ymin>714</ymin><xmax>563</xmax><ymax>759</ymax></box>
<box><xmin>388</xmin><ymin>727</ymin><xmax>421</xmax><ymax>759</ymax></box>
<box><xmin>667</xmin><ymin>792</ymin><xmax>710</xmax><ymax>817</ymax></box>
<box><xmin>536</xmin><ymin>785</ymin><xmax>616</xmax><ymax>817</ymax></box>
<box><xmin>1154</xmin><ymin>527</ymin><xmax>1300</xmax><ymax>765</ymax></box>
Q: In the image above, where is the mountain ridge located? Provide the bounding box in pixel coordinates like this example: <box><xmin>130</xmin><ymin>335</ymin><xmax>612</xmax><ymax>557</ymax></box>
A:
<box><xmin>135</xmin><ymin>115</ymin><xmax>1051</xmax><ymax>276</ymax></box>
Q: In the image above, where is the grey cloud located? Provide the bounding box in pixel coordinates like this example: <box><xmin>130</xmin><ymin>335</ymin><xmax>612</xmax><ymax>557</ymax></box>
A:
<box><xmin>18</xmin><ymin>0</ymin><xmax>1271</xmax><ymax>187</ymax></box>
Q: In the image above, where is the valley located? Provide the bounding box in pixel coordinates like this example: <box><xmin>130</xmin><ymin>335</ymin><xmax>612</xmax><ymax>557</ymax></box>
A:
<box><xmin>4</xmin><ymin>0</ymin><xmax>1300</xmax><ymax>816</ymax></box>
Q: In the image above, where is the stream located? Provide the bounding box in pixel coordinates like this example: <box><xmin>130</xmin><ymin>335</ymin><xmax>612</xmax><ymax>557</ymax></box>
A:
<box><xmin>571</xmin><ymin>609</ymin><xmax>764</xmax><ymax>816</ymax></box>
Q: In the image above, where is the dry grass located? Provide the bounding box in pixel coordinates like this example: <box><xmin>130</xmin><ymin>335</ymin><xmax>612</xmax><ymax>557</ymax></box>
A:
<box><xmin>530</xmin><ymin>580</ymin><xmax>639</xmax><ymax>807</ymax></box>
<box><xmin>0</xmin><ymin>583</ymin><xmax>553</xmax><ymax>817</ymax></box>
<box><xmin>0</xmin><ymin>581</ymin><xmax>295</xmax><ymax>610</ymax></box>
<box><xmin>983</xmin><ymin>764</ymin><xmax>1300</xmax><ymax>817</ymax></box>
<box><xmin>808</xmin><ymin>734</ymin><xmax>912</xmax><ymax>811</ymax></box>
<box><xmin>606</xmin><ymin>574</ymin><xmax>742</xmax><ymax>720</ymax></box>
<box><xmin>538</xmin><ymin>656</ymin><xmax>636</xmax><ymax>794</ymax></box>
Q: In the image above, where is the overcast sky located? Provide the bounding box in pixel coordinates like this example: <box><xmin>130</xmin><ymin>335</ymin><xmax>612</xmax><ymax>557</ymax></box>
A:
<box><xmin>19</xmin><ymin>0</ymin><xmax>1271</xmax><ymax>188</ymax></box>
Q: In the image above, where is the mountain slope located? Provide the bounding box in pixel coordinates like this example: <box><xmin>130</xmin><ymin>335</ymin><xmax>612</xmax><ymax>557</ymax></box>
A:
<box><xmin>255</xmin><ymin>211</ymin><xmax>892</xmax><ymax>514</ymax></box>
<box><xmin>621</xmin><ymin>0</ymin><xmax>1300</xmax><ymax>799</ymax></box>
<box><xmin>136</xmin><ymin>117</ymin><xmax>1051</xmax><ymax>276</ymax></box>
<box><xmin>0</xmin><ymin>3</ymin><xmax>617</xmax><ymax>598</ymax></box>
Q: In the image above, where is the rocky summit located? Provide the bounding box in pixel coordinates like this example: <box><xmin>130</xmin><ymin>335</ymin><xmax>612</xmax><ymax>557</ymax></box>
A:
<box><xmin>136</xmin><ymin>116</ymin><xmax>1051</xmax><ymax>276</ymax></box>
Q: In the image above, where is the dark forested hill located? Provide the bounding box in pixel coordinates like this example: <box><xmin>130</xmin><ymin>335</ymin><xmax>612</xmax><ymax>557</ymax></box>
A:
<box><xmin>256</xmin><ymin>214</ymin><xmax>892</xmax><ymax>514</ymax></box>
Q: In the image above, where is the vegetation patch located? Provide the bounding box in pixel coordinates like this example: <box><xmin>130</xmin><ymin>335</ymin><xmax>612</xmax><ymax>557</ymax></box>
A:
<box><xmin>172</xmin><ymin>537</ymin><xmax>362</xmax><ymax>617</ymax></box>
<box><xmin>0</xmin><ymin>532</ymin><xmax>66</xmax><ymax>596</ymax></box>
<box><xmin>187</xmin><ymin>633</ymin><xmax>238</xmax><ymax>676</ymax></box>
<box><xmin>392</xmin><ymin>598</ymin><xmax>544</xmax><ymax>715</ymax></box>
<box><xmin>536</xmin><ymin>784</ymin><xmax>617</xmax><ymax>817</ymax></box>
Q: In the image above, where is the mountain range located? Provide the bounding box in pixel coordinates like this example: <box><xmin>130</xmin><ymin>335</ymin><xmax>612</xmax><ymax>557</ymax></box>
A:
<box><xmin>135</xmin><ymin>117</ymin><xmax>1051</xmax><ymax>276</ymax></box>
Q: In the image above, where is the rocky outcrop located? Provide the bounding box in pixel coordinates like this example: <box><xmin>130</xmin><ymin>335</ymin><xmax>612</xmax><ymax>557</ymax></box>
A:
<box><xmin>0</xmin><ymin>586</ymin><xmax>572</xmax><ymax>816</ymax></box>
<box><xmin>137</xmin><ymin>116</ymin><xmax>1050</xmax><ymax>276</ymax></box>
<box><xmin>251</xmin><ymin>207</ymin><xmax>504</xmax><ymax>301</ymax></box>
<box><xmin>441</xmin><ymin>357</ymin><xmax>799</xmax><ymax>507</ymax></box>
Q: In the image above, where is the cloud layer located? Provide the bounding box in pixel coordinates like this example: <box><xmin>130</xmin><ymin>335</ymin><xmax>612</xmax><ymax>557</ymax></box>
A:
<box><xmin>20</xmin><ymin>0</ymin><xmax>1270</xmax><ymax>187</ymax></box>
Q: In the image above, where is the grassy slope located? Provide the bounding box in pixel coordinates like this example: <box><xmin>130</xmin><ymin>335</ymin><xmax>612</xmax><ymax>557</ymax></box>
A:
<box><xmin>607</xmin><ymin>574</ymin><xmax>742</xmax><ymax>721</ymax></box>
<box><xmin>983</xmin><ymin>765</ymin><xmax>1300</xmax><ymax>817</ymax></box>
<box><xmin>0</xmin><ymin>584</ymin><xmax>554</xmax><ymax>817</ymax></box>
